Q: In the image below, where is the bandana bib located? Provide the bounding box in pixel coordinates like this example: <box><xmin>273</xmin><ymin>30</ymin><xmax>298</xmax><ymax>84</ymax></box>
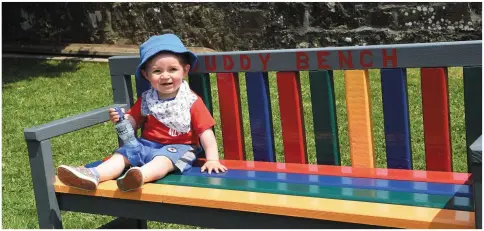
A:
<box><xmin>141</xmin><ymin>80</ymin><xmax>197</xmax><ymax>136</ymax></box>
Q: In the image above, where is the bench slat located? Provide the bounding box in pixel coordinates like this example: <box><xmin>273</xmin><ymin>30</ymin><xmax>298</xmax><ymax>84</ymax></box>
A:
<box><xmin>381</xmin><ymin>68</ymin><xmax>413</xmax><ymax>169</ymax></box>
<box><xmin>134</xmin><ymin>74</ymin><xmax>151</xmax><ymax>98</ymax></box>
<box><xmin>276</xmin><ymin>71</ymin><xmax>308</xmax><ymax>163</ymax></box>
<box><xmin>158</xmin><ymin>174</ymin><xmax>472</xmax><ymax>211</ymax></box>
<box><xmin>198</xmin><ymin>160</ymin><xmax>471</xmax><ymax>184</ymax></box>
<box><xmin>183</xmin><ymin>167</ymin><xmax>471</xmax><ymax>197</ymax></box>
<box><xmin>309</xmin><ymin>70</ymin><xmax>341</xmax><ymax>165</ymax></box>
<box><xmin>189</xmin><ymin>73</ymin><xmax>214</xmax><ymax>159</ymax></box>
<box><xmin>85</xmin><ymin>158</ymin><xmax>471</xmax><ymax>187</ymax></box>
<box><xmin>216</xmin><ymin>73</ymin><xmax>246</xmax><ymax>160</ymax></box>
<box><xmin>189</xmin><ymin>73</ymin><xmax>214</xmax><ymax>115</ymax></box>
<box><xmin>344</xmin><ymin>70</ymin><xmax>376</xmax><ymax>168</ymax></box>
<box><xmin>245</xmin><ymin>72</ymin><xmax>276</xmax><ymax>162</ymax></box>
<box><xmin>421</xmin><ymin>68</ymin><xmax>452</xmax><ymax>171</ymax></box>
<box><xmin>54</xmin><ymin>177</ymin><xmax>475</xmax><ymax>229</ymax></box>
<box><xmin>463</xmin><ymin>66</ymin><xmax>482</xmax><ymax>172</ymax></box>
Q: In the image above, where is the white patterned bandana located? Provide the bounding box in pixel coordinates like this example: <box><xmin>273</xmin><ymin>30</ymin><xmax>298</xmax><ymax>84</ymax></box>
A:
<box><xmin>141</xmin><ymin>80</ymin><xmax>197</xmax><ymax>136</ymax></box>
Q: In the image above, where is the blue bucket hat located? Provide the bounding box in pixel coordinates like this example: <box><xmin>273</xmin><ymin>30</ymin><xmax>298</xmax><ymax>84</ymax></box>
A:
<box><xmin>135</xmin><ymin>34</ymin><xmax>198</xmax><ymax>81</ymax></box>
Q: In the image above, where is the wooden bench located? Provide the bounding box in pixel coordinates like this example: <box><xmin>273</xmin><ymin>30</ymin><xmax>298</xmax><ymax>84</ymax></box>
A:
<box><xmin>25</xmin><ymin>40</ymin><xmax>482</xmax><ymax>229</ymax></box>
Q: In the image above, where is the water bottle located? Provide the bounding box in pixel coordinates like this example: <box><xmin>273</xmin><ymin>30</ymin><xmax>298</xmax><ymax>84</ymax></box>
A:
<box><xmin>114</xmin><ymin>107</ymin><xmax>142</xmax><ymax>158</ymax></box>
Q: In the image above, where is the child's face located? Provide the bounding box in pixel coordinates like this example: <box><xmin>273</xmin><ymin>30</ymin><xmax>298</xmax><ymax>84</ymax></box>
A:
<box><xmin>141</xmin><ymin>53</ymin><xmax>190</xmax><ymax>99</ymax></box>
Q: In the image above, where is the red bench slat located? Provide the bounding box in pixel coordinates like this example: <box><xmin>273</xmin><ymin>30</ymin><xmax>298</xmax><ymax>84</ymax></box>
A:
<box><xmin>276</xmin><ymin>71</ymin><xmax>308</xmax><ymax>164</ymax></box>
<box><xmin>216</xmin><ymin>73</ymin><xmax>246</xmax><ymax>160</ymax></box>
<box><xmin>195</xmin><ymin>159</ymin><xmax>472</xmax><ymax>185</ymax></box>
<box><xmin>421</xmin><ymin>68</ymin><xmax>452</xmax><ymax>172</ymax></box>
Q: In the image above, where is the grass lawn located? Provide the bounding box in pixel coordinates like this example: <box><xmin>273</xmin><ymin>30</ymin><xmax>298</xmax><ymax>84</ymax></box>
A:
<box><xmin>2</xmin><ymin>58</ymin><xmax>468</xmax><ymax>228</ymax></box>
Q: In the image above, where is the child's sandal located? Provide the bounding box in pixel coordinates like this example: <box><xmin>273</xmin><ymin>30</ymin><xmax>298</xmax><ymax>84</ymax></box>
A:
<box><xmin>57</xmin><ymin>165</ymin><xmax>100</xmax><ymax>191</ymax></box>
<box><xmin>117</xmin><ymin>167</ymin><xmax>144</xmax><ymax>192</ymax></box>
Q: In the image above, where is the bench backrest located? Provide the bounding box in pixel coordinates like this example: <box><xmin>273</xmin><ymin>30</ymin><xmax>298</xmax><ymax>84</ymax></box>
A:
<box><xmin>108</xmin><ymin>40</ymin><xmax>482</xmax><ymax>173</ymax></box>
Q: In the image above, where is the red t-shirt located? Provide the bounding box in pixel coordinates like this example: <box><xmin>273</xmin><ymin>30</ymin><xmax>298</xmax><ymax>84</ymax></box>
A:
<box><xmin>127</xmin><ymin>93</ymin><xmax>215</xmax><ymax>146</ymax></box>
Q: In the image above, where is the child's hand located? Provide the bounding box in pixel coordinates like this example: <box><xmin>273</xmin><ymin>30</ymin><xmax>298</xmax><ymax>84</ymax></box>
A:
<box><xmin>108</xmin><ymin>108</ymin><xmax>125</xmax><ymax>123</ymax></box>
<box><xmin>201</xmin><ymin>160</ymin><xmax>228</xmax><ymax>174</ymax></box>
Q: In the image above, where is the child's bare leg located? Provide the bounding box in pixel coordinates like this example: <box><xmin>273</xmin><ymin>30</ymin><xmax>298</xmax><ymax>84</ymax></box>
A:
<box><xmin>141</xmin><ymin>156</ymin><xmax>176</xmax><ymax>182</ymax></box>
<box><xmin>57</xmin><ymin>153</ymin><xmax>129</xmax><ymax>191</ymax></box>
<box><xmin>94</xmin><ymin>153</ymin><xmax>130</xmax><ymax>182</ymax></box>
<box><xmin>116</xmin><ymin>156</ymin><xmax>175</xmax><ymax>191</ymax></box>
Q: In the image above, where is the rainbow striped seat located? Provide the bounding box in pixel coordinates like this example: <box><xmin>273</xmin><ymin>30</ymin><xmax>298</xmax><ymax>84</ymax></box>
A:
<box><xmin>28</xmin><ymin>41</ymin><xmax>482</xmax><ymax>229</ymax></box>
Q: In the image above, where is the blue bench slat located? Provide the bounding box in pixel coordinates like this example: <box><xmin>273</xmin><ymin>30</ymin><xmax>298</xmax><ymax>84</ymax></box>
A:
<box><xmin>380</xmin><ymin>68</ymin><xmax>413</xmax><ymax>169</ymax></box>
<box><xmin>184</xmin><ymin>167</ymin><xmax>471</xmax><ymax>197</ymax></box>
<box><xmin>245</xmin><ymin>72</ymin><xmax>276</xmax><ymax>162</ymax></box>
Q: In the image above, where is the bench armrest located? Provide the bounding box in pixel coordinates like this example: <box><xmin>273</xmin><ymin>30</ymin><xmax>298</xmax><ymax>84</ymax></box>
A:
<box><xmin>24</xmin><ymin>104</ymin><xmax>128</xmax><ymax>142</ymax></box>
<box><xmin>25</xmin><ymin>104</ymin><xmax>127</xmax><ymax>228</ymax></box>
<box><xmin>470</xmin><ymin>135</ymin><xmax>482</xmax><ymax>164</ymax></box>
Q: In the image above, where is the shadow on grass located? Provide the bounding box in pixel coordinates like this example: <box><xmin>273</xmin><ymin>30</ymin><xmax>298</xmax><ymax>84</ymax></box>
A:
<box><xmin>2</xmin><ymin>58</ymin><xmax>81</xmax><ymax>87</ymax></box>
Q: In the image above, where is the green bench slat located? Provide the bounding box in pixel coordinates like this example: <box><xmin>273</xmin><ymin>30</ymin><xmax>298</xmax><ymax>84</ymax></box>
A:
<box><xmin>309</xmin><ymin>70</ymin><xmax>341</xmax><ymax>165</ymax></box>
<box><xmin>463</xmin><ymin>66</ymin><xmax>482</xmax><ymax>171</ymax></box>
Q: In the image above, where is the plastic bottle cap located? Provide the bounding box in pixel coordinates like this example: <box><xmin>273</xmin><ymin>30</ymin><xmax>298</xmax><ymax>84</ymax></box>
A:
<box><xmin>114</xmin><ymin>107</ymin><xmax>125</xmax><ymax>122</ymax></box>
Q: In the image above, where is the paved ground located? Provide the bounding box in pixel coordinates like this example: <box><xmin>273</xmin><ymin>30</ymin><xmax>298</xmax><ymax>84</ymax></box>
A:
<box><xmin>3</xmin><ymin>43</ymin><xmax>216</xmax><ymax>62</ymax></box>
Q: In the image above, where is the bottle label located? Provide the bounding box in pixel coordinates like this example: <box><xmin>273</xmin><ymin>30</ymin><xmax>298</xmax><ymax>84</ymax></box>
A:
<box><xmin>116</xmin><ymin>121</ymin><xmax>136</xmax><ymax>142</ymax></box>
<box><xmin>116</xmin><ymin>126</ymin><xmax>129</xmax><ymax>136</ymax></box>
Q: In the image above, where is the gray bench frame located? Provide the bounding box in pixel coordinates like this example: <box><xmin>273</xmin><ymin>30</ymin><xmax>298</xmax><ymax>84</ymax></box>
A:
<box><xmin>24</xmin><ymin>40</ymin><xmax>482</xmax><ymax>229</ymax></box>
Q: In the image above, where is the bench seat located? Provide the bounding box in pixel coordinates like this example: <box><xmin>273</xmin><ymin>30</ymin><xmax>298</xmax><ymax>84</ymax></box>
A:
<box><xmin>204</xmin><ymin>160</ymin><xmax>472</xmax><ymax>184</ymax></box>
<box><xmin>54</xmin><ymin>160</ymin><xmax>475</xmax><ymax>229</ymax></box>
<box><xmin>182</xmin><ymin>167</ymin><xmax>471</xmax><ymax>197</ymax></box>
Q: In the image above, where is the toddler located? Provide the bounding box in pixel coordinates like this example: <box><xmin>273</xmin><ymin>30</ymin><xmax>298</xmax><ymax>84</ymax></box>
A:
<box><xmin>57</xmin><ymin>34</ymin><xmax>227</xmax><ymax>191</ymax></box>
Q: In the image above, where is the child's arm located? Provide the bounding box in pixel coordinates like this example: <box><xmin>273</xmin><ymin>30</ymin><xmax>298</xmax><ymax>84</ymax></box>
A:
<box><xmin>199</xmin><ymin>128</ymin><xmax>227</xmax><ymax>174</ymax></box>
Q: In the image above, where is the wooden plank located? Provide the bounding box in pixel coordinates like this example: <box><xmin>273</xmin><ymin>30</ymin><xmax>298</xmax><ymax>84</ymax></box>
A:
<box><xmin>463</xmin><ymin>66</ymin><xmax>482</xmax><ymax>172</ymax></box>
<box><xmin>344</xmin><ymin>70</ymin><xmax>376</xmax><ymax>168</ymax></box>
<box><xmin>276</xmin><ymin>72</ymin><xmax>308</xmax><ymax>164</ymax></box>
<box><xmin>54</xmin><ymin>177</ymin><xmax>475</xmax><ymax>229</ymax></box>
<box><xmin>189</xmin><ymin>73</ymin><xmax>214</xmax><ymax>114</ymax></box>
<box><xmin>183</xmin><ymin>167</ymin><xmax>471</xmax><ymax>197</ymax></box>
<box><xmin>194</xmin><ymin>159</ymin><xmax>472</xmax><ymax>185</ymax></box>
<box><xmin>309</xmin><ymin>70</ymin><xmax>341</xmax><ymax>165</ymax></box>
<box><xmin>108</xmin><ymin>41</ymin><xmax>482</xmax><ymax>75</ymax></box>
<box><xmin>245</xmin><ymin>72</ymin><xmax>276</xmax><ymax>162</ymax></box>
<box><xmin>189</xmin><ymin>73</ymin><xmax>214</xmax><ymax>159</ymax></box>
<box><xmin>380</xmin><ymin>68</ymin><xmax>413</xmax><ymax>169</ymax></box>
<box><xmin>134</xmin><ymin>75</ymin><xmax>151</xmax><ymax>98</ymax></box>
<box><xmin>216</xmin><ymin>73</ymin><xmax>245</xmax><ymax>160</ymax></box>
<box><xmin>24</xmin><ymin>104</ymin><xmax>127</xmax><ymax>142</ymax></box>
<box><xmin>470</xmin><ymin>136</ymin><xmax>482</xmax><ymax>228</ymax></box>
<box><xmin>157</xmin><ymin>174</ymin><xmax>471</xmax><ymax>211</ymax></box>
<box><xmin>421</xmin><ymin>68</ymin><xmax>452</xmax><ymax>172</ymax></box>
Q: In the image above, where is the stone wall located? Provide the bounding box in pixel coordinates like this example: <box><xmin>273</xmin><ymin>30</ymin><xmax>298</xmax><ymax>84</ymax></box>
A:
<box><xmin>3</xmin><ymin>2</ymin><xmax>481</xmax><ymax>51</ymax></box>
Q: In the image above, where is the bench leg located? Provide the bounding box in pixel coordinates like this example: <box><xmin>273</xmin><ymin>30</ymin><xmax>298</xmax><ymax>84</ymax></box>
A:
<box><xmin>472</xmin><ymin>163</ymin><xmax>482</xmax><ymax>229</ymax></box>
<box><xmin>27</xmin><ymin>140</ymin><xmax>63</xmax><ymax>228</ymax></box>
<box><xmin>99</xmin><ymin>218</ymin><xmax>147</xmax><ymax>229</ymax></box>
